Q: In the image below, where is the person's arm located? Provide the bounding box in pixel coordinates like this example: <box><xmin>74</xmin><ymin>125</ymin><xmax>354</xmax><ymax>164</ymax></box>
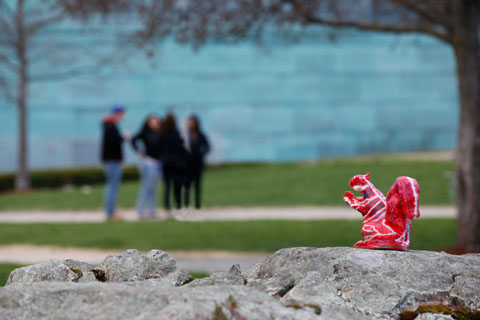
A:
<box><xmin>105</xmin><ymin>123</ymin><xmax>123</xmax><ymax>143</ymax></box>
<box><xmin>178</xmin><ymin>134</ymin><xmax>189</xmax><ymax>156</ymax></box>
<box><xmin>114</xmin><ymin>124</ymin><xmax>124</xmax><ymax>142</ymax></box>
<box><xmin>131</xmin><ymin>132</ymin><xmax>142</xmax><ymax>152</ymax></box>
<box><xmin>200</xmin><ymin>133</ymin><xmax>210</xmax><ymax>156</ymax></box>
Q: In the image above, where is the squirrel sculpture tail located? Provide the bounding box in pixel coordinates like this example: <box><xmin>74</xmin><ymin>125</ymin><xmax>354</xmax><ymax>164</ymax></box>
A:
<box><xmin>386</xmin><ymin>176</ymin><xmax>420</xmax><ymax>221</ymax></box>
<box><xmin>344</xmin><ymin>174</ymin><xmax>420</xmax><ymax>250</ymax></box>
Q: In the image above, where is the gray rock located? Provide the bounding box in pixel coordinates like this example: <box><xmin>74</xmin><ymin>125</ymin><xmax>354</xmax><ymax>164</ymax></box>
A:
<box><xmin>0</xmin><ymin>282</ymin><xmax>322</xmax><ymax>320</ymax></box>
<box><xmin>98</xmin><ymin>249</ymin><xmax>147</xmax><ymax>282</ymax></box>
<box><xmin>3</xmin><ymin>247</ymin><xmax>479</xmax><ymax>319</ymax></box>
<box><xmin>318</xmin><ymin>304</ymin><xmax>371</xmax><ymax>320</ymax></box>
<box><xmin>188</xmin><ymin>264</ymin><xmax>245</xmax><ymax>287</ymax></box>
<box><xmin>97</xmin><ymin>249</ymin><xmax>181</xmax><ymax>282</ymax></box>
<box><xmin>63</xmin><ymin>259</ymin><xmax>98</xmax><ymax>282</ymax></box>
<box><xmin>7</xmin><ymin>249</ymin><xmax>188</xmax><ymax>285</ymax></box>
<box><xmin>415</xmin><ymin>314</ymin><xmax>454</xmax><ymax>320</ymax></box>
<box><xmin>6</xmin><ymin>259</ymin><xmax>80</xmax><ymax>285</ymax></box>
<box><xmin>165</xmin><ymin>269</ymin><xmax>194</xmax><ymax>286</ymax></box>
<box><xmin>244</xmin><ymin>247</ymin><xmax>480</xmax><ymax>319</ymax></box>
<box><xmin>144</xmin><ymin>249</ymin><xmax>177</xmax><ymax>277</ymax></box>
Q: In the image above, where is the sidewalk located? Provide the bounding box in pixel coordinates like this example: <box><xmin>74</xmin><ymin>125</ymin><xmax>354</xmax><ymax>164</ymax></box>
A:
<box><xmin>0</xmin><ymin>206</ymin><xmax>456</xmax><ymax>273</ymax></box>
<box><xmin>0</xmin><ymin>206</ymin><xmax>456</xmax><ymax>223</ymax></box>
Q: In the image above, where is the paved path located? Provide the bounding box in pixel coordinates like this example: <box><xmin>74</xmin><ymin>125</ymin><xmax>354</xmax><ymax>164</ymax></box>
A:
<box><xmin>0</xmin><ymin>245</ymin><xmax>268</xmax><ymax>273</ymax></box>
<box><xmin>0</xmin><ymin>206</ymin><xmax>455</xmax><ymax>272</ymax></box>
<box><xmin>0</xmin><ymin>206</ymin><xmax>456</xmax><ymax>223</ymax></box>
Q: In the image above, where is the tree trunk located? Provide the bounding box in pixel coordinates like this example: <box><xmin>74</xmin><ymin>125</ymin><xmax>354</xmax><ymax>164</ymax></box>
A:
<box><xmin>14</xmin><ymin>0</ymin><xmax>30</xmax><ymax>190</ymax></box>
<box><xmin>454</xmin><ymin>0</ymin><xmax>480</xmax><ymax>250</ymax></box>
<box><xmin>15</xmin><ymin>62</ymin><xmax>29</xmax><ymax>190</ymax></box>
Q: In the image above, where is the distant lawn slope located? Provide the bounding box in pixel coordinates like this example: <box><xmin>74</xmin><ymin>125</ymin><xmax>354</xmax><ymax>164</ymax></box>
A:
<box><xmin>0</xmin><ymin>158</ymin><xmax>454</xmax><ymax>210</ymax></box>
<box><xmin>0</xmin><ymin>264</ymin><xmax>22</xmax><ymax>286</ymax></box>
<box><xmin>0</xmin><ymin>219</ymin><xmax>456</xmax><ymax>252</ymax></box>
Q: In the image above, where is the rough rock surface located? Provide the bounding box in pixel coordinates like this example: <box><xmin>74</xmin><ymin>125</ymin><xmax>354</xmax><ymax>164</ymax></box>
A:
<box><xmin>7</xmin><ymin>249</ymin><xmax>182</xmax><ymax>285</ymax></box>
<box><xmin>63</xmin><ymin>259</ymin><xmax>98</xmax><ymax>282</ymax></box>
<box><xmin>187</xmin><ymin>264</ymin><xmax>245</xmax><ymax>287</ymax></box>
<box><xmin>0</xmin><ymin>283</ymin><xmax>321</xmax><ymax>320</ymax></box>
<box><xmin>2</xmin><ymin>247</ymin><xmax>479</xmax><ymax>319</ymax></box>
<box><xmin>99</xmin><ymin>249</ymin><xmax>178</xmax><ymax>282</ymax></box>
<box><xmin>245</xmin><ymin>247</ymin><xmax>480</xmax><ymax>319</ymax></box>
<box><xmin>6</xmin><ymin>259</ymin><xmax>81</xmax><ymax>285</ymax></box>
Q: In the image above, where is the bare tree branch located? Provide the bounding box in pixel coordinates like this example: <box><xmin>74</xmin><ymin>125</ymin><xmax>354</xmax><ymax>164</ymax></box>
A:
<box><xmin>0</xmin><ymin>74</ymin><xmax>16</xmax><ymax>103</ymax></box>
<box><xmin>284</xmin><ymin>0</ymin><xmax>452</xmax><ymax>44</ymax></box>
<box><xmin>30</xmin><ymin>45</ymin><xmax>133</xmax><ymax>81</ymax></box>
<box><xmin>305</xmin><ymin>15</ymin><xmax>452</xmax><ymax>44</ymax></box>
<box><xmin>0</xmin><ymin>50</ymin><xmax>18</xmax><ymax>70</ymax></box>
<box><xmin>25</xmin><ymin>13</ymin><xmax>65</xmax><ymax>36</ymax></box>
<box><xmin>399</xmin><ymin>0</ymin><xmax>453</xmax><ymax>33</ymax></box>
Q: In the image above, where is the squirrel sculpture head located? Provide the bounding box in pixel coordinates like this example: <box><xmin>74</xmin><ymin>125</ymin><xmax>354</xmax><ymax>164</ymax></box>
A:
<box><xmin>349</xmin><ymin>173</ymin><xmax>370</xmax><ymax>192</ymax></box>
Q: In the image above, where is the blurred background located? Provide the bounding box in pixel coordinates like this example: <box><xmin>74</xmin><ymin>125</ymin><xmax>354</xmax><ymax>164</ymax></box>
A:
<box><xmin>0</xmin><ymin>24</ymin><xmax>458</xmax><ymax>169</ymax></box>
<box><xmin>1</xmin><ymin>0</ymin><xmax>475</xmax><ymax>284</ymax></box>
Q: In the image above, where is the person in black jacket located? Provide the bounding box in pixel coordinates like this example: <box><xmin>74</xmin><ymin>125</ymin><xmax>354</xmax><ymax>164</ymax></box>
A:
<box><xmin>184</xmin><ymin>115</ymin><xmax>210</xmax><ymax>209</ymax></box>
<box><xmin>101</xmin><ymin>104</ymin><xmax>126</xmax><ymax>221</ymax></box>
<box><xmin>131</xmin><ymin>114</ymin><xmax>162</xmax><ymax>219</ymax></box>
<box><xmin>159</xmin><ymin>113</ymin><xmax>188</xmax><ymax>212</ymax></box>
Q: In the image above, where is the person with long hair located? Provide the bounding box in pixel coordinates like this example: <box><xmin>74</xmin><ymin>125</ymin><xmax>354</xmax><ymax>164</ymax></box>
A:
<box><xmin>159</xmin><ymin>113</ymin><xmax>188</xmax><ymax>213</ymax></box>
<box><xmin>131</xmin><ymin>114</ymin><xmax>162</xmax><ymax>218</ymax></box>
<box><xmin>184</xmin><ymin>115</ymin><xmax>210</xmax><ymax>209</ymax></box>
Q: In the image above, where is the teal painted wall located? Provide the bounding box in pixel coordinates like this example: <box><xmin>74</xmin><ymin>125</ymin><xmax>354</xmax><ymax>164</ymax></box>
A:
<box><xmin>0</xmin><ymin>25</ymin><xmax>458</xmax><ymax>171</ymax></box>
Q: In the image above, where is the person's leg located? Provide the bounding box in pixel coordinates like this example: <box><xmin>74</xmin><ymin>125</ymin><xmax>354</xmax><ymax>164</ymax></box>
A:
<box><xmin>184</xmin><ymin>178</ymin><xmax>191</xmax><ymax>208</ymax></box>
<box><xmin>104</xmin><ymin>161</ymin><xmax>122</xmax><ymax>219</ymax></box>
<box><xmin>151</xmin><ymin>163</ymin><xmax>162</xmax><ymax>217</ymax></box>
<box><xmin>194</xmin><ymin>169</ymin><xmax>203</xmax><ymax>209</ymax></box>
<box><xmin>163</xmin><ymin>165</ymin><xmax>172</xmax><ymax>211</ymax></box>
<box><xmin>110</xmin><ymin>162</ymin><xmax>122</xmax><ymax>216</ymax></box>
<box><xmin>136</xmin><ymin>160</ymin><xmax>148</xmax><ymax>217</ymax></box>
<box><xmin>145</xmin><ymin>161</ymin><xmax>160</xmax><ymax>216</ymax></box>
<box><xmin>104</xmin><ymin>162</ymin><xmax>115</xmax><ymax>219</ymax></box>
<box><xmin>173</xmin><ymin>167</ymin><xmax>182</xmax><ymax>209</ymax></box>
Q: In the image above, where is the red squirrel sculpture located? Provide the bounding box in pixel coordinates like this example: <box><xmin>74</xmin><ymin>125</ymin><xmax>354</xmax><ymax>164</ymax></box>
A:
<box><xmin>343</xmin><ymin>173</ymin><xmax>420</xmax><ymax>250</ymax></box>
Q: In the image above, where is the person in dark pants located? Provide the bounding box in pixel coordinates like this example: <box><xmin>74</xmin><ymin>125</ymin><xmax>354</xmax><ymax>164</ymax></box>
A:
<box><xmin>184</xmin><ymin>115</ymin><xmax>210</xmax><ymax>209</ymax></box>
<box><xmin>101</xmin><ymin>104</ymin><xmax>126</xmax><ymax>221</ymax></box>
<box><xmin>131</xmin><ymin>114</ymin><xmax>163</xmax><ymax>219</ymax></box>
<box><xmin>159</xmin><ymin>113</ymin><xmax>188</xmax><ymax>213</ymax></box>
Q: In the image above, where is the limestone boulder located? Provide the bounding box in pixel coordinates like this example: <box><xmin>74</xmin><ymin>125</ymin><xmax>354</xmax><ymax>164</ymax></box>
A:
<box><xmin>2</xmin><ymin>247</ymin><xmax>479</xmax><ymax>319</ymax></box>
<box><xmin>0</xmin><ymin>282</ymin><xmax>322</xmax><ymax>320</ymax></box>
<box><xmin>6</xmin><ymin>259</ymin><xmax>80</xmax><ymax>285</ymax></box>
<box><xmin>244</xmin><ymin>247</ymin><xmax>480</xmax><ymax>319</ymax></box>
<box><xmin>95</xmin><ymin>249</ymin><xmax>183</xmax><ymax>282</ymax></box>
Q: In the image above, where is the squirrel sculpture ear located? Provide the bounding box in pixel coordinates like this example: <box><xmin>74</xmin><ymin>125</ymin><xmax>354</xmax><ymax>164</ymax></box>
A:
<box><xmin>365</xmin><ymin>173</ymin><xmax>370</xmax><ymax>180</ymax></box>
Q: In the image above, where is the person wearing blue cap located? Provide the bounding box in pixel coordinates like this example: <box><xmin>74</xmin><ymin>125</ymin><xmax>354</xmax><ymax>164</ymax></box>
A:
<box><xmin>101</xmin><ymin>104</ymin><xmax>126</xmax><ymax>221</ymax></box>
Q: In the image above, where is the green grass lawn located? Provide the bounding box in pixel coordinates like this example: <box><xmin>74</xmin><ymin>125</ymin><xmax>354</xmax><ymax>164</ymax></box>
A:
<box><xmin>0</xmin><ymin>264</ymin><xmax>22</xmax><ymax>286</ymax></box>
<box><xmin>0</xmin><ymin>219</ymin><xmax>456</xmax><ymax>252</ymax></box>
<box><xmin>0</xmin><ymin>158</ymin><xmax>454</xmax><ymax>210</ymax></box>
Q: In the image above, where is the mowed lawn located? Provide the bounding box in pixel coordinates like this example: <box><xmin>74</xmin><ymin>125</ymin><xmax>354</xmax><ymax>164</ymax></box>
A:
<box><xmin>0</xmin><ymin>219</ymin><xmax>456</xmax><ymax>252</ymax></box>
<box><xmin>0</xmin><ymin>264</ymin><xmax>22</xmax><ymax>286</ymax></box>
<box><xmin>0</xmin><ymin>158</ymin><xmax>454</xmax><ymax>210</ymax></box>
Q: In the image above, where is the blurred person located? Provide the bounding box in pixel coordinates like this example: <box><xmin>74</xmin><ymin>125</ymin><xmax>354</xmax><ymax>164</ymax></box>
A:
<box><xmin>159</xmin><ymin>113</ymin><xmax>188</xmax><ymax>213</ymax></box>
<box><xmin>184</xmin><ymin>115</ymin><xmax>210</xmax><ymax>209</ymax></box>
<box><xmin>131</xmin><ymin>114</ymin><xmax>163</xmax><ymax>219</ymax></box>
<box><xmin>101</xmin><ymin>104</ymin><xmax>126</xmax><ymax>221</ymax></box>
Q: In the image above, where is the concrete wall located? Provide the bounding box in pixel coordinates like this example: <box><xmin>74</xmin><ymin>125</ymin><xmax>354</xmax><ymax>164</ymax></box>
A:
<box><xmin>0</xmin><ymin>25</ymin><xmax>459</xmax><ymax>171</ymax></box>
